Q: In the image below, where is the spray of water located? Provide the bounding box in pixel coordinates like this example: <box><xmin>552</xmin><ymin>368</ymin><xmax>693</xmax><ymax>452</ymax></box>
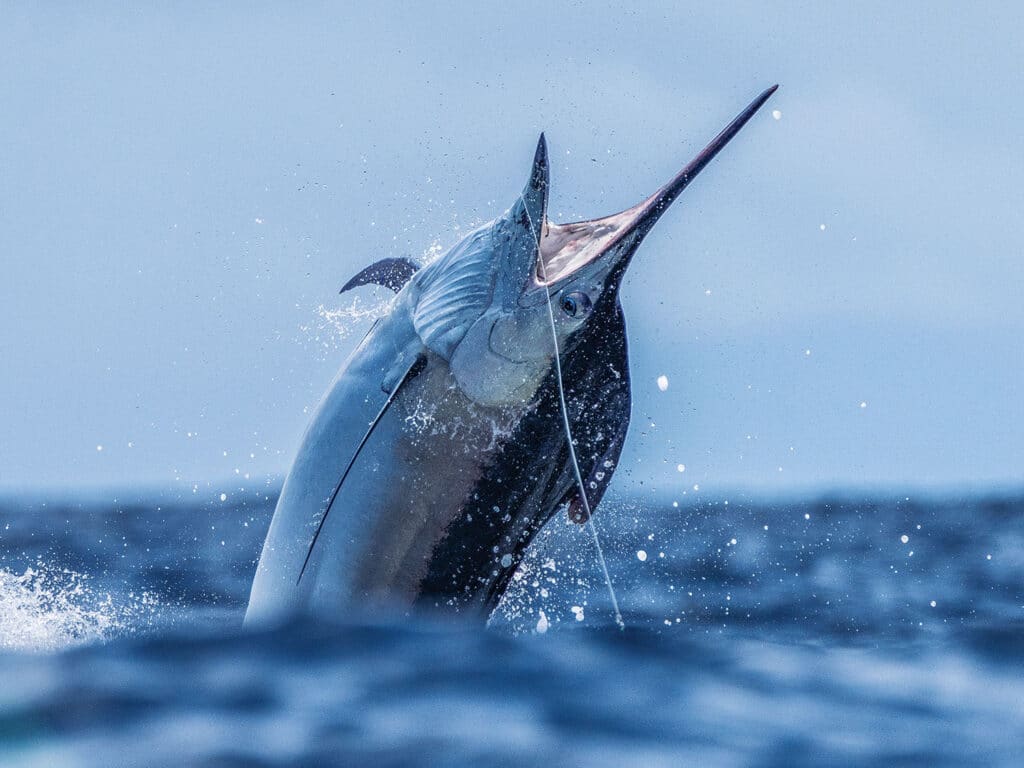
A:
<box><xmin>0</xmin><ymin>562</ymin><xmax>159</xmax><ymax>653</ymax></box>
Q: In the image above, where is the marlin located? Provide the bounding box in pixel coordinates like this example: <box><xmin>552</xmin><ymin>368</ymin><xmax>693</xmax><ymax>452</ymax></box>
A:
<box><xmin>246</xmin><ymin>85</ymin><xmax>777</xmax><ymax>623</ymax></box>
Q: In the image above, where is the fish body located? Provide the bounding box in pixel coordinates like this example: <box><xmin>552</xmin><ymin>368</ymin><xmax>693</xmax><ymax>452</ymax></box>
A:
<box><xmin>246</xmin><ymin>86</ymin><xmax>777</xmax><ymax>623</ymax></box>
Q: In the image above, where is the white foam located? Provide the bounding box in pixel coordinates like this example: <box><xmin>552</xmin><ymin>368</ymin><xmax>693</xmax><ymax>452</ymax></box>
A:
<box><xmin>0</xmin><ymin>563</ymin><xmax>158</xmax><ymax>653</ymax></box>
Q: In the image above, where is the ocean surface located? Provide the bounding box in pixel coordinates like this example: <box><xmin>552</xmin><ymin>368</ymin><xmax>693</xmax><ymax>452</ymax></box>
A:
<box><xmin>0</xmin><ymin>487</ymin><xmax>1021</xmax><ymax>766</ymax></box>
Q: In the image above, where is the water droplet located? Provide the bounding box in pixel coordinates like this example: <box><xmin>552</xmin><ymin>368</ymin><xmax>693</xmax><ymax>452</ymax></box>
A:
<box><xmin>536</xmin><ymin>610</ymin><xmax>549</xmax><ymax>634</ymax></box>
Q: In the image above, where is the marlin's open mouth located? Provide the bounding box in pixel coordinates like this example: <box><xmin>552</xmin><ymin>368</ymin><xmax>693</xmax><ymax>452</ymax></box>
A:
<box><xmin>535</xmin><ymin>84</ymin><xmax>778</xmax><ymax>286</ymax></box>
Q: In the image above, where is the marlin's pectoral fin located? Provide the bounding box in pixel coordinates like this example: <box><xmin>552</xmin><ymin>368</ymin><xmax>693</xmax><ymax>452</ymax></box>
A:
<box><xmin>567</xmin><ymin>434</ymin><xmax>627</xmax><ymax>524</ymax></box>
<box><xmin>340</xmin><ymin>257</ymin><xmax>421</xmax><ymax>294</ymax></box>
<box><xmin>563</xmin><ymin>299</ymin><xmax>632</xmax><ymax>524</ymax></box>
<box><xmin>565</xmin><ymin>386</ymin><xmax>630</xmax><ymax>524</ymax></box>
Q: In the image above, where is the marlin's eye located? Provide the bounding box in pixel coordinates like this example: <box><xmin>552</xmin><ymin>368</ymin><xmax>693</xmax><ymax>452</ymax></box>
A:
<box><xmin>559</xmin><ymin>291</ymin><xmax>592</xmax><ymax>318</ymax></box>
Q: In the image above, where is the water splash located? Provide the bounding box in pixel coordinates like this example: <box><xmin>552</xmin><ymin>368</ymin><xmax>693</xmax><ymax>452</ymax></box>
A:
<box><xmin>314</xmin><ymin>295</ymin><xmax>392</xmax><ymax>344</ymax></box>
<box><xmin>492</xmin><ymin>523</ymin><xmax>596</xmax><ymax>635</ymax></box>
<box><xmin>305</xmin><ymin>239</ymin><xmax>453</xmax><ymax>353</ymax></box>
<box><xmin>0</xmin><ymin>562</ymin><xmax>159</xmax><ymax>653</ymax></box>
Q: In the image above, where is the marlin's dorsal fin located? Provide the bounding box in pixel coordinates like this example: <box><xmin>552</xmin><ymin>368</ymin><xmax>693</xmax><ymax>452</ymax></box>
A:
<box><xmin>340</xmin><ymin>257</ymin><xmax>421</xmax><ymax>294</ymax></box>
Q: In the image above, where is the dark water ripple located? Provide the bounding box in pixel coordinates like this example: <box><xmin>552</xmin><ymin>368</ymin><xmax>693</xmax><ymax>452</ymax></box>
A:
<box><xmin>0</xmin><ymin>489</ymin><xmax>1021</xmax><ymax>766</ymax></box>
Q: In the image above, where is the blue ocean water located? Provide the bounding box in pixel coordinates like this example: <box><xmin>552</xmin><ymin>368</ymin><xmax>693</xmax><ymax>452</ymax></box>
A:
<box><xmin>0</xmin><ymin>488</ymin><xmax>1021</xmax><ymax>766</ymax></box>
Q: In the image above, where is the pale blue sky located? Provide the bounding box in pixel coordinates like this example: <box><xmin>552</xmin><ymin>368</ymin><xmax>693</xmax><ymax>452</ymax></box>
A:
<box><xmin>1</xmin><ymin>3</ymin><xmax>1021</xmax><ymax>494</ymax></box>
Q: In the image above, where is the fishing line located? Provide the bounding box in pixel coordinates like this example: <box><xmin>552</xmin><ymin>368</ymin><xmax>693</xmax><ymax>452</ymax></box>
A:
<box><xmin>522</xmin><ymin>198</ymin><xmax>625</xmax><ymax>630</ymax></box>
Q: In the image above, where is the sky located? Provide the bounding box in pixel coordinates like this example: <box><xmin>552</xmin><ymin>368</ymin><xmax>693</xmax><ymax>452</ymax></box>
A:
<box><xmin>1</xmin><ymin>3</ymin><xmax>1021</xmax><ymax>495</ymax></box>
